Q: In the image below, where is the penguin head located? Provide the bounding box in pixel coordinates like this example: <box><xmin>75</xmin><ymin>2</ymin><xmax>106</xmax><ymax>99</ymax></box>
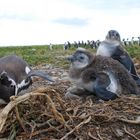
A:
<box><xmin>0</xmin><ymin>71</ymin><xmax>16</xmax><ymax>103</ymax></box>
<box><xmin>66</xmin><ymin>48</ymin><xmax>95</xmax><ymax>69</ymax></box>
<box><xmin>106</xmin><ymin>30</ymin><xmax>121</xmax><ymax>41</ymax></box>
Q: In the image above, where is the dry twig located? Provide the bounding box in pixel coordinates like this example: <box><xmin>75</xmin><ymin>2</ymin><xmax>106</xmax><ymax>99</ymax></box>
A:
<box><xmin>60</xmin><ymin>116</ymin><xmax>91</xmax><ymax>140</ymax></box>
<box><xmin>15</xmin><ymin>106</ymin><xmax>27</xmax><ymax>133</ymax></box>
<box><xmin>96</xmin><ymin>128</ymin><xmax>104</xmax><ymax>140</ymax></box>
<box><xmin>118</xmin><ymin>118</ymin><xmax>140</xmax><ymax>125</ymax></box>
<box><xmin>88</xmin><ymin>131</ymin><xmax>99</xmax><ymax>140</ymax></box>
<box><xmin>124</xmin><ymin>125</ymin><xmax>140</xmax><ymax>140</ymax></box>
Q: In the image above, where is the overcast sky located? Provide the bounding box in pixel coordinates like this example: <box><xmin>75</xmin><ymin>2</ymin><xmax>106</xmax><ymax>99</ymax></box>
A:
<box><xmin>0</xmin><ymin>0</ymin><xmax>140</xmax><ymax>46</ymax></box>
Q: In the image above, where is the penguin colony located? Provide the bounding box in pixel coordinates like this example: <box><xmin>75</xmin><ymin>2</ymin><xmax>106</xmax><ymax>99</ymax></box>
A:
<box><xmin>0</xmin><ymin>29</ymin><xmax>140</xmax><ymax>104</ymax></box>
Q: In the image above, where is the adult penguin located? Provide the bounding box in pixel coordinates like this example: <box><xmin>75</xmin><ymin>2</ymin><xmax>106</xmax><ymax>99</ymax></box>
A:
<box><xmin>0</xmin><ymin>55</ymin><xmax>54</xmax><ymax>104</ymax></box>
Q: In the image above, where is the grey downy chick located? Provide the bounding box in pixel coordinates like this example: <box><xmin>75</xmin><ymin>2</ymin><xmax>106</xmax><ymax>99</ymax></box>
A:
<box><xmin>66</xmin><ymin>48</ymin><xmax>139</xmax><ymax>101</ymax></box>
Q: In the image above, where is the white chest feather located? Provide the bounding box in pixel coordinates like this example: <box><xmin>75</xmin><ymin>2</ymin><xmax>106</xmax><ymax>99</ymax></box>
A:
<box><xmin>106</xmin><ymin>72</ymin><xmax>120</xmax><ymax>95</ymax></box>
<box><xmin>25</xmin><ymin>66</ymin><xmax>31</xmax><ymax>74</ymax></box>
<box><xmin>16</xmin><ymin>66</ymin><xmax>31</xmax><ymax>95</ymax></box>
<box><xmin>96</xmin><ymin>44</ymin><xmax>112</xmax><ymax>57</ymax></box>
<box><xmin>17</xmin><ymin>79</ymin><xmax>31</xmax><ymax>92</ymax></box>
<box><xmin>96</xmin><ymin>41</ymin><xmax>118</xmax><ymax>57</ymax></box>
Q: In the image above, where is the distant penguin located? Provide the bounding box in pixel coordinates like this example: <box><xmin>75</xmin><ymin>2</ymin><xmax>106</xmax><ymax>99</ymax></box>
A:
<box><xmin>96</xmin><ymin>29</ymin><xmax>140</xmax><ymax>85</ymax></box>
<box><xmin>66</xmin><ymin>48</ymin><xmax>139</xmax><ymax>101</ymax></box>
<box><xmin>49</xmin><ymin>43</ymin><xmax>53</xmax><ymax>50</ymax></box>
<box><xmin>0</xmin><ymin>55</ymin><xmax>54</xmax><ymax>104</ymax></box>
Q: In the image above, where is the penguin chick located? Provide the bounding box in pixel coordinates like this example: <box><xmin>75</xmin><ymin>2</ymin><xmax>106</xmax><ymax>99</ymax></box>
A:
<box><xmin>82</xmin><ymin>69</ymin><xmax>121</xmax><ymax>101</ymax></box>
<box><xmin>96</xmin><ymin>29</ymin><xmax>140</xmax><ymax>85</ymax></box>
<box><xmin>66</xmin><ymin>48</ymin><xmax>139</xmax><ymax>101</ymax></box>
<box><xmin>0</xmin><ymin>55</ymin><xmax>54</xmax><ymax>104</ymax></box>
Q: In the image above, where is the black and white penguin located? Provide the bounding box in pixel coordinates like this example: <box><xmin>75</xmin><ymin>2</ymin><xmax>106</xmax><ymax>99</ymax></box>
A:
<box><xmin>96</xmin><ymin>30</ymin><xmax>140</xmax><ymax>85</ymax></box>
<box><xmin>66</xmin><ymin>48</ymin><xmax>139</xmax><ymax>101</ymax></box>
<box><xmin>0</xmin><ymin>55</ymin><xmax>54</xmax><ymax>104</ymax></box>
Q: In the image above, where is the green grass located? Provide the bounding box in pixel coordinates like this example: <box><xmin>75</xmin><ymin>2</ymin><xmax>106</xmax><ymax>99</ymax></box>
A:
<box><xmin>125</xmin><ymin>45</ymin><xmax>140</xmax><ymax>58</ymax></box>
<box><xmin>0</xmin><ymin>44</ymin><xmax>139</xmax><ymax>69</ymax></box>
<box><xmin>0</xmin><ymin>45</ymin><xmax>76</xmax><ymax>68</ymax></box>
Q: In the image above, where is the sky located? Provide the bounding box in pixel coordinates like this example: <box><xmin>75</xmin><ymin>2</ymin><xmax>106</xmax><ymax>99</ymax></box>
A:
<box><xmin>0</xmin><ymin>0</ymin><xmax>140</xmax><ymax>46</ymax></box>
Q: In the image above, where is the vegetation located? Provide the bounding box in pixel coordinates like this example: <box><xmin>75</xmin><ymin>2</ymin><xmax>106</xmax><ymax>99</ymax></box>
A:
<box><xmin>0</xmin><ymin>44</ymin><xmax>140</xmax><ymax>68</ymax></box>
<box><xmin>125</xmin><ymin>45</ymin><xmax>140</xmax><ymax>58</ymax></box>
<box><xmin>0</xmin><ymin>45</ymin><xmax>73</xmax><ymax>68</ymax></box>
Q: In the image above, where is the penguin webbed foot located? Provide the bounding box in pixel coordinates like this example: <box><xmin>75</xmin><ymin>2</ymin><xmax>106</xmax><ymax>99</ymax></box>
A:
<box><xmin>65</xmin><ymin>86</ymin><xmax>92</xmax><ymax>99</ymax></box>
<box><xmin>94</xmin><ymin>87</ymin><xmax>118</xmax><ymax>101</ymax></box>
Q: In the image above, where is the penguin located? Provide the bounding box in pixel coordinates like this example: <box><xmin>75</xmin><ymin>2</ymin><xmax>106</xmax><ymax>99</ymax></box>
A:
<box><xmin>96</xmin><ymin>30</ymin><xmax>140</xmax><ymax>85</ymax></box>
<box><xmin>0</xmin><ymin>55</ymin><xmax>54</xmax><ymax>104</ymax></box>
<box><xmin>81</xmin><ymin>70</ymin><xmax>120</xmax><ymax>101</ymax></box>
<box><xmin>65</xmin><ymin>48</ymin><xmax>139</xmax><ymax>101</ymax></box>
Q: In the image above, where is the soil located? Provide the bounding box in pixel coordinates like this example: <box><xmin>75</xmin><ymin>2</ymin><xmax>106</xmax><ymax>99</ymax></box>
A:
<box><xmin>0</xmin><ymin>60</ymin><xmax>140</xmax><ymax>140</ymax></box>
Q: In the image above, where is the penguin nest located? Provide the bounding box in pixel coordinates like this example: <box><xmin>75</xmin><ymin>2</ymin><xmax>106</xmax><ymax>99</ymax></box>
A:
<box><xmin>0</xmin><ymin>86</ymin><xmax>140</xmax><ymax>140</ymax></box>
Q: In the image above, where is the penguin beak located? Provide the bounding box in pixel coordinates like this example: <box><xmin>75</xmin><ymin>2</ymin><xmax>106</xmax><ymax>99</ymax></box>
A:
<box><xmin>65</xmin><ymin>55</ymin><xmax>76</xmax><ymax>62</ymax></box>
<box><xmin>42</xmin><ymin>74</ymin><xmax>55</xmax><ymax>82</ymax></box>
<box><xmin>26</xmin><ymin>70</ymin><xmax>55</xmax><ymax>82</ymax></box>
<box><xmin>112</xmin><ymin>35</ymin><xmax>116</xmax><ymax>39</ymax></box>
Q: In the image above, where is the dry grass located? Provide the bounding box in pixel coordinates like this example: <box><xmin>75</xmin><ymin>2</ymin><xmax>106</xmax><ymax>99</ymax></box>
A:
<box><xmin>1</xmin><ymin>86</ymin><xmax>140</xmax><ymax>140</ymax></box>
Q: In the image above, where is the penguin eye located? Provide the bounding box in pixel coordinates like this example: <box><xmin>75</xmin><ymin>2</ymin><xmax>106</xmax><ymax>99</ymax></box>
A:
<box><xmin>10</xmin><ymin>85</ymin><xmax>14</xmax><ymax>88</ymax></box>
<box><xmin>115</xmin><ymin>33</ymin><xmax>119</xmax><ymax>37</ymax></box>
<box><xmin>90</xmin><ymin>74</ymin><xmax>96</xmax><ymax>80</ymax></box>
<box><xmin>79</xmin><ymin>56</ymin><xmax>84</xmax><ymax>60</ymax></box>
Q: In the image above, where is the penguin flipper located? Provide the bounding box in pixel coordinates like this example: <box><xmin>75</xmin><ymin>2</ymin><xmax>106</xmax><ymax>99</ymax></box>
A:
<box><xmin>111</xmin><ymin>47</ymin><xmax>132</xmax><ymax>71</ymax></box>
<box><xmin>111</xmin><ymin>45</ymin><xmax>124</xmax><ymax>59</ymax></box>
<box><xmin>112</xmin><ymin>49</ymin><xmax>140</xmax><ymax>82</ymax></box>
<box><xmin>119</xmin><ymin>54</ymin><xmax>132</xmax><ymax>72</ymax></box>
<box><xmin>95</xmin><ymin>86</ymin><xmax>118</xmax><ymax>101</ymax></box>
<box><xmin>119</xmin><ymin>54</ymin><xmax>140</xmax><ymax>82</ymax></box>
<box><xmin>129</xmin><ymin>62</ymin><xmax>140</xmax><ymax>81</ymax></box>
